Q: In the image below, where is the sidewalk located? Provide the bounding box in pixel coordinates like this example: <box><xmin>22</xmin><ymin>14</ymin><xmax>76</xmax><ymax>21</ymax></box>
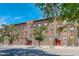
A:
<box><xmin>39</xmin><ymin>46</ymin><xmax>79</xmax><ymax>56</ymax></box>
<box><xmin>1</xmin><ymin>45</ymin><xmax>79</xmax><ymax>48</ymax></box>
<box><xmin>1</xmin><ymin>45</ymin><xmax>79</xmax><ymax>49</ymax></box>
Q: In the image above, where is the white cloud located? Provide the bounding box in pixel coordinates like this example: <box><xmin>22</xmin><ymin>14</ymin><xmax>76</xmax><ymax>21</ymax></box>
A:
<box><xmin>0</xmin><ymin>16</ymin><xmax>10</xmax><ymax>20</ymax></box>
<box><xmin>0</xmin><ymin>20</ymin><xmax>7</xmax><ymax>24</ymax></box>
<box><xmin>0</xmin><ymin>16</ymin><xmax>9</xmax><ymax>28</ymax></box>
<box><xmin>0</xmin><ymin>21</ymin><xmax>7</xmax><ymax>28</ymax></box>
<box><xmin>14</xmin><ymin>16</ymin><xmax>22</xmax><ymax>20</ymax></box>
<box><xmin>0</xmin><ymin>16</ymin><xmax>23</xmax><ymax>28</ymax></box>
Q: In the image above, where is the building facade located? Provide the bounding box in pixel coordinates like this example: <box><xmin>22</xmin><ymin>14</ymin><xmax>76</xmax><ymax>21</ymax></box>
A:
<box><xmin>3</xmin><ymin>18</ymin><xmax>79</xmax><ymax>46</ymax></box>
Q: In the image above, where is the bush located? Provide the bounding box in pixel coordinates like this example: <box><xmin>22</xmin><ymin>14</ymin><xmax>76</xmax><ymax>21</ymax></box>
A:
<box><xmin>69</xmin><ymin>36</ymin><xmax>74</xmax><ymax>46</ymax></box>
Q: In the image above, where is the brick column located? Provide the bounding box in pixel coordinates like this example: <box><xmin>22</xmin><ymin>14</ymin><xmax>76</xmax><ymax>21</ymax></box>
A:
<box><xmin>48</xmin><ymin>22</ymin><xmax>53</xmax><ymax>46</ymax></box>
<box><xmin>74</xmin><ymin>20</ymin><xmax>78</xmax><ymax>46</ymax></box>
<box><xmin>27</xmin><ymin>21</ymin><xmax>33</xmax><ymax>45</ymax></box>
<box><xmin>59</xmin><ymin>17</ymin><xmax>63</xmax><ymax>45</ymax></box>
<box><xmin>59</xmin><ymin>30</ymin><xmax>63</xmax><ymax>45</ymax></box>
<box><xmin>53</xmin><ymin>17</ymin><xmax>57</xmax><ymax>45</ymax></box>
<box><xmin>66</xmin><ymin>20</ymin><xmax>71</xmax><ymax>46</ymax></box>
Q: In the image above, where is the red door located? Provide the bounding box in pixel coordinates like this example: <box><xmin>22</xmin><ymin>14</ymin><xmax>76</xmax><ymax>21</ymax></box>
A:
<box><xmin>55</xmin><ymin>39</ymin><xmax>61</xmax><ymax>46</ymax></box>
<box><xmin>27</xmin><ymin>40</ymin><xmax>32</xmax><ymax>45</ymax></box>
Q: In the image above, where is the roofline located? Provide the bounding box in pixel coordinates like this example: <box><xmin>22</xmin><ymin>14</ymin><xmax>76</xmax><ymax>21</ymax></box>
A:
<box><xmin>33</xmin><ymin>17</ymin><xmax>52</xmax><ymax>22</ymax></box>
<box><xmin>14</xmin><ymin>17</ymin><xmax>52</xmax><ymax>25</ymax></box>
<box><xmin>14</xmin><ymin>22</ymin><xmax>27</xmax><ymax>25</ymax></box>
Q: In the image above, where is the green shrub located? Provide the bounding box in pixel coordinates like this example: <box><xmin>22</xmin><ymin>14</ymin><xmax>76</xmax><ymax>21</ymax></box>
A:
<box><xmin>69</xmin><ymin>36</ymin><xmax>74</xmax><ymax>45</ymax></box>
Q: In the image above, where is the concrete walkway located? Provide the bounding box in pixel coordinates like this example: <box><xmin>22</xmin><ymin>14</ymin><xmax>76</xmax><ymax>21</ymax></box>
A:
<box><xmin>40</xmin><ymin>46</ymin><xmax>79</xmax><ymax>56</ymax></box>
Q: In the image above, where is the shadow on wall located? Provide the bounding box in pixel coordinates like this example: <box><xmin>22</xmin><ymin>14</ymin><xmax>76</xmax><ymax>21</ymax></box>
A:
<box><xmin>0</xmin><ymin>48</ymin><xmax>60</xmax><ymax>56</ymax></box>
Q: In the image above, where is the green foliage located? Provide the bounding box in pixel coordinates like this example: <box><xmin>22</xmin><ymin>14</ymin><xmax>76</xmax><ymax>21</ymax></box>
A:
<box><xmin>35</xmin><ymin>3</ymin><xmax>62</xmax><ymax>18</ymax></box>
<box><xmin>35</xmin><ymin>3</ymin><xmax>79</xmax><ymax>35</ymax></box>
<box><xmin>35</xmin><ymin>3</ymin><xmax>53</xmax><ymax>18</ymax></box>
<box><xmin>33</xmin><ymin>26</ymin><xmax>47</xmax><ymax>35</ymax></box>
<box><xmin>0</xmin><ymin>24</ymin><xmax>20</xmax><ymax>43</ymax></box>
<box><xmin>69</xmin><ymin>36</ymin><xmax>74</xmax><ymax>46</ymax></box>
<box><xmin>34</xmin><ymin>34</ymin><xmax>44</xmax><ymax>42</ymax></box>
<box><xmin>0</xmin><ymin>35</ymin><xmax>4</xmax><ymax>42</ymax></box>
<box><xmin>33</xmin><ymin>26</ymin><xmax>47</xmax><ymax>45</ymax></box>
<box><xmin>61</xmin><ymin>4</ymin><xmax>79</xmax><ymax>22</ymax></box>
<box><xmin>35</xmin><ymin>3</ymin><xmax>79</xmax><ymax>23</ymax></box>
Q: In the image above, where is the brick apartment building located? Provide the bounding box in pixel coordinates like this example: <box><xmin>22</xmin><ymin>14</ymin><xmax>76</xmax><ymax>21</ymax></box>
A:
<box><xmin>13</xmin><ymin>18</ymin><xmax>50</xmax><ymax>46</ymax></box>
<box><xmin>3</xmin><ymin>17</ymin><xmax>79</xmax><ymax>46</ymax></box>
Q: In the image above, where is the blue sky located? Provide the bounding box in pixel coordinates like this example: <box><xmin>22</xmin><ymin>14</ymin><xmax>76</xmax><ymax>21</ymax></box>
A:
<box><xmin>0</xmin><ymin>3</ymin><xmax>43</xmax><ymax>25</ymax></box>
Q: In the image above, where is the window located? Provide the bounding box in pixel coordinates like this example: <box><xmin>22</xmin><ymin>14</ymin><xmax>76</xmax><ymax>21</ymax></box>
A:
<box><xmin>23</xmin><ymin>27</ymin><xmax>25</xmax><ymax>30</ymax></box>
<box><xmin>18</xmin><ymin>26</ymin><xmax>24</xmax><ymax>30</ymax></box>
<box><xmin>33</xmin><ymin>24</ymin><xmax>36</xmax><ymax>27</ymax></box>
<box><xmin>17</xmin><ymin>27</ymin><xmax>20</xmax><ymax>30</ymax></box>
<box><xmin>38</xmin><ymin>24</ymin><xmax>41</xmax><ymax>26</ymax></box>
<box><xmin>24</xmin><ymin>27</ymin><xmax>27</xmax><ymax>30</ymax></box>
<box><xmin>44</xmin><ymin>23</ymin><xmax>47</xmax><ymax>26</ymax></box>
<box><xmin>70</xmin><ymin>28</ymin><xmax>74</xmax><ymax>32</ymax></box>
<box><xmin>63</xmin><ymin>36</ymin><xmax>67</xmax><ymax>40</ymax></box>
<box><xmin>21</xmin><ymin>27</ymin><xmax>23</xmax><ymax>30</ymax></box>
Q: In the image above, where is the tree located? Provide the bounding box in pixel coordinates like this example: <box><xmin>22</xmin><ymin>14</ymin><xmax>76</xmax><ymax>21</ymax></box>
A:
<box><xmin>35</xmin><ymin>3</ymin><xmax>79</xmax><ymax>46</ymax></box>
<box><xmin>0</xmin><ymin>29</ymin><xmax>5</xmax><ymax>43</ymax></box>
<box><xmin>35</xmin><ymin>3</ymin><xmax>64</xmax><ymax>45</ymax></box>
<box><xmin>0</xmin><ymin>24</ymin><xmax>20</xmax><ymax>45</ymax></box>
<box><xmin>33</xmin><ymin>26</ymin><xmax>47</xmax><ymax>46</ymax></box>
<box><xmin>61</xmin><ymin>4</ymin><xmax>79</xmax><ymax>46</ymax></box>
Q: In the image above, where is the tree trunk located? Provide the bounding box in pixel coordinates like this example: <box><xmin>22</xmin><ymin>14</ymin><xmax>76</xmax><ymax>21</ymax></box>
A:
<box><xmin>74</xmin><ymin>20</ymin><xmax>78</xmax><ymax>46</ymax></box>
<box><xmin>53</xmin><ymin>16</ymin><xmax>57</xmax><ymax>46</ymax></box>
<box><xmin>66</xmin><ymin>18</ymin><xmax>71</xmax><ymax>46</ymax></box>
<box><xmin>59</xmin><ymin>31</ymin><xmax>63</xmax><ymax>45</ymax></box>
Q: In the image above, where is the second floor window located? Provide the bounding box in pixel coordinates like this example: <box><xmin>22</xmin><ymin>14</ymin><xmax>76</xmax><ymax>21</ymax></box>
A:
<box><xmin>44</xmin><ymin>23</ymin><xmax>48</xmax><ymax>26</ymax></box>
<box><xmin>38</xmin><ymin>24</ymin><xmax>41</xmax><ymax>26</ymax></box>
<box><xmin>33</xmin><ymin>24</ymin><xmax>36</xmax><ymax>27</ymax></box>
